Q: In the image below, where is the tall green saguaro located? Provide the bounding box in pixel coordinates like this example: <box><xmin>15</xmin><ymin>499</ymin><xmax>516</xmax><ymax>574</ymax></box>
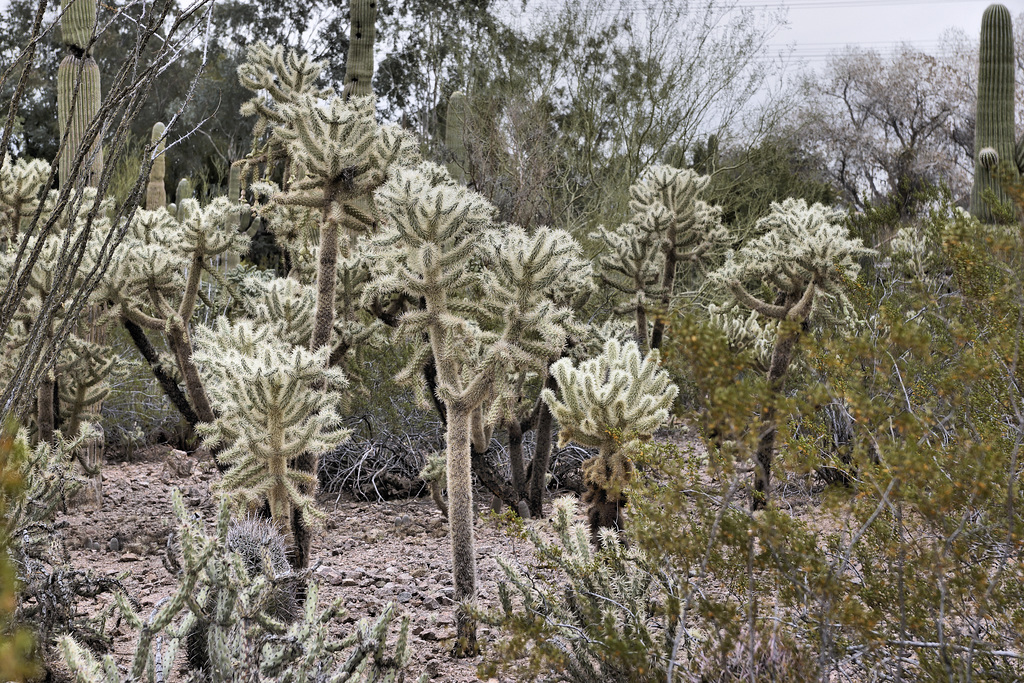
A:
<box><xmin>970</xmin><ymin>4</ymin><xmax>1018</xmax><ymax>223</ymax></box>
<box><xmin>57</xmin><ymin>0</ymin><xmax>103</xmax><ymax>190</ymax></box>
<box><xmin>342</xmin><ymin>0</ymin><xmax>376</xmax><ymax>99</ymax></box>
<box><xmin>446</xmin><ymin>91</ymin><xmax>468</xmax><ymax>183</ymax></box>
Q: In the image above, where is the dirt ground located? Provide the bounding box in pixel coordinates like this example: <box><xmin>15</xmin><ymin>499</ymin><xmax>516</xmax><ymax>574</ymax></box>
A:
<box><xmin>54</xmin><ymin>445</ymin><xmax>553</xmax><ymax>682</ymax></box>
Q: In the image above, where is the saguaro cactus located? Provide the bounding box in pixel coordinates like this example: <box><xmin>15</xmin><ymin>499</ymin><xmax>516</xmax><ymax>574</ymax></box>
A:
<box><xmin>342</xmin><ymin>0</ymin><xmax>376</xmax><ymax>99</ymax></box>
<box><xmin>57</xmin><ymin>0</ymin><xmax>103</xmax><ymax>189</ymax></box>
<box><xmin>446</xmin><ymin>91</ymin><xmax>469</xmax><ymax>183</ymax></box>
<box><xmin>146</xmin><ymin>123</ymin><xmax>166</xmax><ymax>209</ymax></box>
<box><xmin>970</xmin><ymin>4</ymin><xmax>1019</xmax><ymax>222</ymax></box>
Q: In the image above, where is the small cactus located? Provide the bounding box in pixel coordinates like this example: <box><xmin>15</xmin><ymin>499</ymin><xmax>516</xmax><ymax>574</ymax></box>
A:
<box><xmin>146</xmin><ymin>123</ymin><xmax>166</xmax><ymax>210</ymax></box>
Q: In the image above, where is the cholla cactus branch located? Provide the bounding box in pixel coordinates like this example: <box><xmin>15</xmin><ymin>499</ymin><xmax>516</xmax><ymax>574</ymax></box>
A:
<box><xmin>592</xmin><ymin>165</ymin><xmax>727</xmax><ymax>351</ymax></box>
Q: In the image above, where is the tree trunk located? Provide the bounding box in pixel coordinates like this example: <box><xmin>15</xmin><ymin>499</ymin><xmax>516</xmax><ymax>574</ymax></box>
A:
<box><xmin>447</xmin><ymin>408</ymin><xmax>478</xmax><ymax>656</ymax></box>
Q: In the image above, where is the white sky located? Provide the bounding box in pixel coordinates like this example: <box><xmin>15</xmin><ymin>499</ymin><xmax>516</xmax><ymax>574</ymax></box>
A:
<box><xmin>773</xmin><ymin>0</ymin><xmax>999</xmax><ymax>64</ymax></box>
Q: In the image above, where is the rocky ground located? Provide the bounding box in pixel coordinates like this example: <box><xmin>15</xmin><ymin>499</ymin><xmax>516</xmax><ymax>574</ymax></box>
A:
<box><xmin>53</xmin><ymin>445</ymin><xmax>553</xmax><ymax>682</ymax></box>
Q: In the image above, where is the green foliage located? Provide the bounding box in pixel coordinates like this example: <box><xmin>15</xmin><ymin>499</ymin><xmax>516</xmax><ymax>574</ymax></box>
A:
<box><xmin>0</xmin><ymin>420</ymin><xmax>41</xmax><ymax>683</ymax></box>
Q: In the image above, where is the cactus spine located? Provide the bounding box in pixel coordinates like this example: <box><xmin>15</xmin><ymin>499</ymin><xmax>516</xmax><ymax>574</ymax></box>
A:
<box><xmin>342</xmin><ymin>0</ymin><xmax>376</xmax><ymax>99</ymax></box>
<box><xmin>57</xmin><ymin>0</ymin><xmax>103</xmax><ymax>190</ymax></box>
<box><xmin>146</xmin><ymin>122</ymin><xmax>166</xmax><ymax>210</ymax></box>
<box><xmin>446</xmin><ymin>91</ymin><xmax>468</xmax><ymax>183</ymax></box>
<box><xmin>970</xmin><ymin>4</ymin><xmax>1018</xmax><ymax>222</ymax></box>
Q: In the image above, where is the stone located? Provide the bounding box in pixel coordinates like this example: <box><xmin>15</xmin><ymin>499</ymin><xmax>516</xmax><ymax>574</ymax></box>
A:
<box><xmin>163</xmin><ymin>450</ymin><xmax>196</xmax><ymax>478</ymax></box>
<box><xmin>397</xmin><ymin>591</ymin><xmax>413</xmax><ymax>603</ymax></box>
<box><xmin>411</xmin><ymin>567</ymin><xmax>428</xmax><ymax>578</ymax></box>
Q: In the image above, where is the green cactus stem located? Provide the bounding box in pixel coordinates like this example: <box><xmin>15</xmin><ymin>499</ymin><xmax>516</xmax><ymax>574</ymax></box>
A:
<box><xmin>60</xmin><ymin>0</ymin><xmax>96</xmax><ymax>51</ymax></box>
<box><xmin>57</xmin><ymin>56</ymin><xmax>103</xmax><ymax>189</ymax></box>
<box><xmin>175</xmin><ymin>177</ymin><xmax>192</xmax><ymax>222</ymax></box>
<box><xmin>342</xmin><ymin>0</ymin><xmax>376</xmax><ymax>99</ymax></box>
<box><xmin>446</xmin><ymin>91</ymin><xmax>468</xmax><ymax>183</ymax></box>
<box><xmin>146</xmin><ymin>122</ymin><xmax>166</xmax><ymax>210</ymax></box>
<box><xmin>970</xmin><ymin>3</ymin><xmax>1018</xmax><ymax>222</ymax></box>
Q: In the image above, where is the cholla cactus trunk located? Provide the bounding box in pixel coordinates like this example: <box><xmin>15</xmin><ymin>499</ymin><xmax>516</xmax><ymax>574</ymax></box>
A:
<box><xmin>445</xmin><ymin>407</ymin><xmax>478</xmax><ymax>655</ymax></box>
<box><xmin>970</xmin><ymin>3</ymin><xmax>1018</xmax><ymax>222</ymax></box>
<box><xmin>582</xmin><ymin>445</ymin><xmax>630</xmax><ymax>545</ymax></box>
<box><xmin>752</xmin><ymin>321</ymin><xmax>802</xmax><ymax>510</ymax></box>
<box><xmin>446</xmin><ymin>91</ymin><xmax>468</xmax><ymax>183</ymax></box>
<box><xmin>341</xmin><ymin>0</ymin><xmax>376</xmax><ymax>99</ymax></box>
<box><xmin>146</xmin><ymin>123</ymin><xmax>166</xmax><ymax>209</ymax></box>
<box><xmin>527</xmin><ymin>374</ymin><xmax>557</xmax><ymax>517</ymax></box>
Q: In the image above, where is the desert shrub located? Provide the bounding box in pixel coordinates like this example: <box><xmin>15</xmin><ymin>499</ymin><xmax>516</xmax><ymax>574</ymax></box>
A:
<box><xmin>486</xmin><ymin>197</ymin><xmax>1024</xmax><ymax>680</ymax></box>
<box><xmin>60</xmin><ymin>491</ymin><xmax>425</xmax><ymax>683</ymax></box>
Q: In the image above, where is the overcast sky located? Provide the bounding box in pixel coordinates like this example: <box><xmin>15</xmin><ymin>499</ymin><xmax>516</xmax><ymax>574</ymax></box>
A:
<box><xmin>770</xmin><ymin>0</ymin><xmax>997</xmax><ymax>64</ymax></box>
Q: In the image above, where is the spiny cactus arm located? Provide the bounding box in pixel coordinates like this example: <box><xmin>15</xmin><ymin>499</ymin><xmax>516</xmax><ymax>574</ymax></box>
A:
<box><xmin>724</xmin><ymin>278</ymin><xmax>789</xmax><ymax>319</ymax></box>
<box><xmin>1016</xmin><ymin>135</ymin><xmax>1024</xmax><ymax>173</ymax></box>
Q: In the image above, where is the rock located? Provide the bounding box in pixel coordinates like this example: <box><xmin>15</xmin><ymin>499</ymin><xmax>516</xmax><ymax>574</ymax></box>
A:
<box><xmin>397</xmin><ymin>572</ymin><xmax>413</xmax><ymax>584</ymax></box>
<box><xmin>164</xmin><ymin>450</ymin><xmax>196</xmax><ymax>478</ymax></box>
<box><xmin>341</xmin><ymin>578</ymin><xmax>360</xmax><ymax>587</ymax></box>
<box><xmin>411</xmin><ymin>567</ymin><xmax>428</xmax><ymax>578</ymax></box>
<box><xmin>108</xmin><ymin>537</ymin><xmax>120</xmax><ymax>552</ymax></box>
<box><xmin>397</xmin><ymin>591</ymin><xmax>413</xmax><ymax>603</ymax></box>
<box><xmin>119</xmin><ymin>553</ymin><xmax>141</xmax><ymax>562</ymax></box>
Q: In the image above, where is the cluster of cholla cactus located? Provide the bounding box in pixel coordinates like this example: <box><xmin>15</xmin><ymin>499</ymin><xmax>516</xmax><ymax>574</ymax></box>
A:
<box><xmin>591</xmin><ymin>165</ymin><xmax>728</xmax><ymax>351</ymax></box>
<box><xmin>710</xmin><ymin>198</ymin><xmax>874</xmax><ymax>508</ymax></box>
<box><xmin>970</xmin><ymin>4</ymin><xmax>1023</xmax><ymax>222</ymax></box>
<box><xmin>542</xmin><ymin>340</ymin><xmax>677</xmax><ymax>543</ymax></box>
<box><xmin>59</xmin><ymin>491</ymin><xmax>425</xmax><ymax>683</ymax></box>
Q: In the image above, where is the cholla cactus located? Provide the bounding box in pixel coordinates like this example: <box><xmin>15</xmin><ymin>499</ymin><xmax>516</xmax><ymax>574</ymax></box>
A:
<box><xmin>59</xmin><ymin>491</ymin><xmax>424</xmax><ymax>683</ymax></box>
<box><xmin>542</xmin><ymin>339</ymin><xmax>677</xmax><ymax>543</ymax></box>
<box><xmin>593</xmin><ymin>165</ymin><xmax>727</xmax><ymax>351</ymax></box>
<box><xmin>0</xmin><ymin>158</ymin><xmax>50</xmax><ymax>246</ymax></box>
<box><xmin>194</xmin><ymin>319</ymin><xmax>350</xmax><ymax>560</ymax></box>
<box><xmin>368</xmin><ymin>161</ymin><xmax>587</xmax><ymax>655</ymax></box>
<box><xmin>102</xmin><ymin>199</ymin><xmax>249</xmax><ymax>429</ymax></box>
<box><xmin>710</xmin><ymin>198</ymin><xmax>874</xmax><ymax>509</ymax></box>
<box><xmin>706</xmin><ymin>303</ymin><xmax>775</xmax><ymax>372</ymax></box>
